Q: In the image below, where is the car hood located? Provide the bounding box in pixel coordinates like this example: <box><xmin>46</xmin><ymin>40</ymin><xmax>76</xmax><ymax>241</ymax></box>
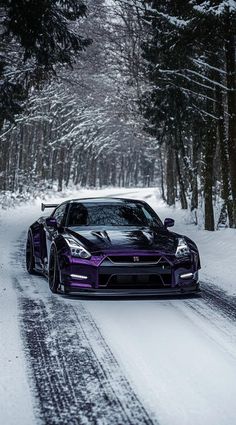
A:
<box><xmin>65</xmin><ymin>226</ymin><xmax>178</xmax><ymax>254</ymax></box>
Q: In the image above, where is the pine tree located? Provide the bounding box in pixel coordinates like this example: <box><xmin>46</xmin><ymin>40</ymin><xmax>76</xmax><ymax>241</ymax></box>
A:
<box><xmin>141</xmin><ymin>0</ymin><xmax>236</xmax><ymax>229</ymax></box>
<box><xmin>0</xmin><ymin>0</ymin><xmax>90</xmax><ymax>126</ymax></box>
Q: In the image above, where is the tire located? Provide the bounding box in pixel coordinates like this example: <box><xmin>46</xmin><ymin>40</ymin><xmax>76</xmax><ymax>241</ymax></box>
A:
<box><xmin>48</xmin><ymin>247</ymin><xmax>60</xmax><ymax>294</ymax></box>
<box><xmin>26</xmin><ymin>232</ymin><xmax>36</xmax><ymax>274</ymax></box>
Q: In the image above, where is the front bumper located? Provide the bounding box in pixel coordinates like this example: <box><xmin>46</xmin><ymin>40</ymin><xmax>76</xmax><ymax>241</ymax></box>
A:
<box><xmin>60</xmin><ymin>251</ymin><xmax>200</xmax><ymax>295</ymax></box>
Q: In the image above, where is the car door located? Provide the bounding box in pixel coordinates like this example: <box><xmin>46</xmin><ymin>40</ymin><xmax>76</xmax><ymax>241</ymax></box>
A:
<box><xmin>45</xmin><ymin>203</ymin><xmax>68</xmax><ymax>264</ymax></box>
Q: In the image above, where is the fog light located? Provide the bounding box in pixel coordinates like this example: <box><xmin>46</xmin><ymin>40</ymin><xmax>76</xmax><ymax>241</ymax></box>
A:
<box><xmin>70</xmin><ymin>274</ymin><xmax>88</xmax><ymax>280</ymax></box>
<box><xmin>180</xmin><ymin>272</ymin><xmax>193</xmax><ymax>279</ymax></box>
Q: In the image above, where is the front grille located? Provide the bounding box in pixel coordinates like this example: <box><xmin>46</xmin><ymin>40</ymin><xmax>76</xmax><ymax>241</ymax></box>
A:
<box><xmin>99</xmin><ymin>273</ymin><xmax>172</xmax><ymax>289</ymax></box>
<box><xmin>107</xmin><ymin>255</ymin><xmax>167</xmax><ymax>265</ymax></box>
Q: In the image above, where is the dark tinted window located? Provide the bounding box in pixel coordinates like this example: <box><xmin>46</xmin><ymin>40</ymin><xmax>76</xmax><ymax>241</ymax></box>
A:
<box><xmin>67</xmin><ymin>202</ymin><xmax>162</xmax><ymax>227</ymax></box>
<box><xmin>52</xmin><ymin>204</ymin><xmax>67</xmax><ymax>226</ymax></box>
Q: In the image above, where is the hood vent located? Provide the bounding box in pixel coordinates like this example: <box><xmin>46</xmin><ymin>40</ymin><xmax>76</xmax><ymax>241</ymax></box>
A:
<box><xmin>91</xmin><ymin>230</ymin><xmax>111</xmax><ymax>244</ymax></box>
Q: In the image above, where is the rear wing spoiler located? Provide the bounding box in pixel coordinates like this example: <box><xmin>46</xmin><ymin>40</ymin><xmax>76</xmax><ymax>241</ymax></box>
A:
<box><xmin>41</xmin><ymin>203</ymin><xmax>58</xmax><ymax>212</ymax></box>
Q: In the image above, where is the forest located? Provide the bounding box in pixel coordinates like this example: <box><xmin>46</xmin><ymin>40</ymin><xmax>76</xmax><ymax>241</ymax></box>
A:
<box><xmin>0</xmin><ymin>0</ymin><xmax>235</xmax><ymax>231</ymax></box>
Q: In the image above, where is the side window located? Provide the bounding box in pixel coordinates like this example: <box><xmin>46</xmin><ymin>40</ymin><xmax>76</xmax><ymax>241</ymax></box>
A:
<box><xmin>141</xmin><ymin>205</ymin><xmax>163</xmax><ymax>227</ymax></box>
<box><xmin>141</xmin><ymin>206</ymin><xmax>154</xmax><ymax>223</ymax></box>
<box><xmin>52</xmin><ymin>204</ymin><xmax>67</xmax><ymax>226</ymax></box>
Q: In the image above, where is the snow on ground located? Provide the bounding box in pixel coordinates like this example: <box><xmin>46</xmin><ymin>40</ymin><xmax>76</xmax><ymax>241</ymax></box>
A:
<box><xmin>0</xmin><ymin>208</ymin><xmax>36</xmax><ymax>425</ymax></box>
<box><xmin>0</xmin><ymin>186</ymin><xmax>236</xmax><ymax>425</ymax></box>
<box><xmin>82</xmin><ymin>296</ymin><xmax>236</xmax><ymax>425</ymax></box>
<box><xmin>0</xmin><ymin>187</ymin><xmax>147</xmax><ymax>424</ymax></box>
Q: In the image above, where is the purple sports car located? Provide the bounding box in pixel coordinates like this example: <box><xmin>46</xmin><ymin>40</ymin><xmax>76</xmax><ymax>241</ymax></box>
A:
<box><xmin>26</xmin><ymin>197</ymin><xmax>200</xmax><ymax>295</ymax></box>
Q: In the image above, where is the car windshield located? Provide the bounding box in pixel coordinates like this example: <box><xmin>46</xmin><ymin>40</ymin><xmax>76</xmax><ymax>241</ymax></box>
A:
<box><xmin>67</xmin><ymin>202</ymin><xmax>163</xmax><ymax>227</ymax></box>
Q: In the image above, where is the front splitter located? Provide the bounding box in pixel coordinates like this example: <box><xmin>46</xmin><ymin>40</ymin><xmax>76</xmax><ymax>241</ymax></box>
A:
<box><xmin>62</xmin><ymin>284</ymin><xmax>200</xmax><ymax>297</ymax></box>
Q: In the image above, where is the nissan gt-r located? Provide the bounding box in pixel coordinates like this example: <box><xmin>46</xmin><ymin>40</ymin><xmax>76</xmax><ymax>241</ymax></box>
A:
<box><xmin>26</xmin><ymin>197</ymin><xmax>201</xmax><ymax>295</ymax></box>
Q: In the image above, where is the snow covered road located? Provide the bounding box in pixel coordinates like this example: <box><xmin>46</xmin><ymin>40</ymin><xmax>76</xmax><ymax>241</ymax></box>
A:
<box><xmin>1</xmin><ymin>188</ymin><xmax>236</xmax><ymax>425</ymax></box>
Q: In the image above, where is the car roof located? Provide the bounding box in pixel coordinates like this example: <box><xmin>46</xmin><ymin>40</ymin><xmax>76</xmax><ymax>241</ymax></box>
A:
<box><xmin>67</xmin><ymin>197</ymin><xmax>146</xmax><ymax>204</ymax></box>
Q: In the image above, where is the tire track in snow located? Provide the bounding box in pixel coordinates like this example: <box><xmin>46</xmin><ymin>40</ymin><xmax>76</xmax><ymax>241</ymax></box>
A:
<box><xmin>13</xmin><ymin>236</ymin><xmax>158</xmax><ymax>425</ymax></box>
<box><xmin>201</xmin><ymin>282</ymin><xmax>236</xmax><ymax>321</ymax></box>
<box><xmin>174</xmin><ymin>284</ymin><xmax>236</xmax><ymax>361</ymax></box>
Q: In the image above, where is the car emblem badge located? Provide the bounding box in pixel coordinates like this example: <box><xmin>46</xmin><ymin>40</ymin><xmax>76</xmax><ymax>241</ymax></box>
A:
<box><xmin>133</xmin><ymin>256</ymin><xmax>140</xmax><ymax>262</ymax></box>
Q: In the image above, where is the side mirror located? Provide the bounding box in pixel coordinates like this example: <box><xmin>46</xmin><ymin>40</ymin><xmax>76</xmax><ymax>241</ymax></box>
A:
<box><xmin>46</xmin><ymin>217</ymin><xmax>58</xmax><ymax>228</ymax></box>
<box><xmin>164</xmin><ymin>218</ymin><xmax>175</xmax><ymax>228</ymax></box>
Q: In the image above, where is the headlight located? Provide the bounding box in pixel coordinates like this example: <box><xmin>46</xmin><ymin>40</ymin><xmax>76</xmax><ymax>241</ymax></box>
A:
<box><xmin>65</xmin><ymin>237</ymin><xmax>91</xmax><ymax>259</ymax></box>
<box><xmin>175</xmin><ymin>238</ymin><xmax>190</xmax><ymax>258</ymax></box>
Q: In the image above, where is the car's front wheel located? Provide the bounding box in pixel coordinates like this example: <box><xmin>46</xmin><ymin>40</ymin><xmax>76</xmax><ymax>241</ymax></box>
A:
<box><xmin>26</xmin><ymin>232</ymin><xmax>36</xmax><ymax>274</ymax></box>
<box><xmin>48</xmin><ymin>247</ymin><xmax>60</xmax><ymax>294</ymax></box>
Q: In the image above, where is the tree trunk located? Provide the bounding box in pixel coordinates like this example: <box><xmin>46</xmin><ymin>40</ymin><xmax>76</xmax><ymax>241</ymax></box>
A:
<box><xmin>166</xmin><ymin>142</ymin><xmax>175</xmax><ymax>206</ymax></box>
<box><xmin>159</xmin><ymin>147</ymin><xmax>166</xmax><ymax>201</ymax></box>
<box><xmin>175</xmin><ymin>150</ymin><xmax>188</xmax><ymax>209</ymax></box>
<box><xmin>204</xmin><ymin>127</ymin><xmax>216</xmax><ymax>231</ymax></box>
<box><xmin>216</xmin><ymin>85</ymin><xmax>233</xmax><ymax>227</ymax></box>
<box><xmin>57</xmin><ymin>147</ymin><xmax>65</xmax><ymax>192</ymax></box>
<box><xmin>225</xmin><ymin>26</ymin><xmax>236</xmax><ymax>226</ymax></box>
<box><xmin>190</xmin><ymin>132</ymin><xmax>199</xmax><ymax>225</ymax></box>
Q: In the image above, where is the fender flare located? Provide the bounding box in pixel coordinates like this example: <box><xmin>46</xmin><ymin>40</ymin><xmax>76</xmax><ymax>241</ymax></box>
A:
<box><xmin>49</xmin><ymin>242</ymin><xmax>62</xmax><ymax>284</ymax></box>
